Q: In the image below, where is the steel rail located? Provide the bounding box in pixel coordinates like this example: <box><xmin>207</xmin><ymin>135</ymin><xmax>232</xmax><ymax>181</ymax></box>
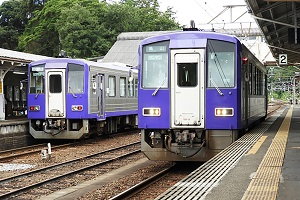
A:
<box><xmin>110</xmin><ymin>166</ymin><xmax>174</xmax><ymax>200</ymax></box>
<box><xmin>0</xmin><ymin>142</ymin><xmax>140</xmax><ymax>199</ymax></box>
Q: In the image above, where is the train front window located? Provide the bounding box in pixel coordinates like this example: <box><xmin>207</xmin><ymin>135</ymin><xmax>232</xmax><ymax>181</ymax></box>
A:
<box><xmin>68</xmin><ymin>63</ymin><xmax>84</xmax><ymax>93</ymax></box>
<box><xmin>49</xmin><ymin>75</ymin><xmax>62</xmax><ymax>93</ymax></box>
<box><xmin>142</xmin><ymin>41</ymin><xmax>169</xmax><ymax>88</ymax></box>
<box><xmin>177</xmin><ymin>63</ymin><xmax>197</xmax><ymax>87</ymax></box>
<box><xmin>207</xmin><ymin>40</ymin><xmax>235</xmax><ymax>88</ymax></box>
<box><xmin>29</xmin><ymin>64</ymin><xmax>45</xmax><ymax>93</ymax></box>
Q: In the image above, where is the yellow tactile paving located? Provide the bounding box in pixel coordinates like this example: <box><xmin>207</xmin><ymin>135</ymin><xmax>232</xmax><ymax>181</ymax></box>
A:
<box><xmin>246</xmin><ymin>136</ymin><xmax>268</xmax><ymax>155</ymax></box>
<box><xmin>242</xmin><ymin>106</ymin><xmax>292</xmax><ymax>200</ymax></box>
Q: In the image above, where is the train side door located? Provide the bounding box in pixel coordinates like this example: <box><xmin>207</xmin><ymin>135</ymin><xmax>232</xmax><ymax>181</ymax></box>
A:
<box><xmin>171</xmin><ymin>49</ymin><xmax>205</xmax><ymax>128</ymax></box>
<box><xmin>45</xmin><ymin>70</ymin><xmax>66</xmax><ymax>118</ymax></box>
<box><xmin>97</xmin><ymin>74</ymin><xmax>105</xmax><ymax>118</ymax></box>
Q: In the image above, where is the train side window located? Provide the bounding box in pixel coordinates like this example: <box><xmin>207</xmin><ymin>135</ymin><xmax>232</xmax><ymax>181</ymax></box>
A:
<box><xmin>49</xmin><ymin>75</ymin><xmax>62</xmax><ymax>93</ymax></box>
<box><xmin>249</xmin><ymin>63</ymin><xmax>252</xmax><ymax>95</ymax></box>
<box><xmin>68</xmin><ymin>64</ymin><xmax>84</xmax><ymax>93</ymax></box>
<box><xmin>108</xmin><ymin>76</ymin><xmax>116</xmax><ymax>97</ymax></box>
<box><xmin>135</xmin><ymin>78</ymin><xmax>138</xmax><ymax>97</ymax></box>
<box><xmin>120</xmin><ymin>77</ymin><xmax>126</xmax><ymax>97</ymax></box>
<box><xmin>177</xmin><ymin>63</ymin><xmax>197</xmax><ymax>87</ymax></box>
<box><xmin>29</xmin><ymin>64</ymin><xmax>45</xmax><ymax>94</ymax></box>
<box><xmin>128</xmin><ymin>79</ymin><xmax>134</xmax><ymax>97</ymax></box>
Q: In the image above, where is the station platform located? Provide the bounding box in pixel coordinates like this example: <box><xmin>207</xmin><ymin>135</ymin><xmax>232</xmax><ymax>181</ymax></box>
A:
<box><xmin>0</xmin><ymin>118</ymin><xmax>31</xmax><ymax>151</ymax></box>
<box><xmin>157</xmin><ymin>105</ymin><xmax>300</xmax><ymax>200</ymax></box>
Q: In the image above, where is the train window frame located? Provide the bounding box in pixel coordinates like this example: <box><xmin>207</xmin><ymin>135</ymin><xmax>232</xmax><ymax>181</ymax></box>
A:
<box><xmin>134</xmin><ymin>78</ymin><xmax>138</xmax><ymax>97</ymax></box>
<box><xmin>207</xmin><ymin>39</ymin><xmax>236</xmax><ymax>88</ymax></box>
<box><xmin>108</xmin><ymin>76</ymin><xmax>116</xmax><ymax>97</ymax></box>
<box><xmin>67</xmin><ymin>63</ymin><xmax>84</xmax><ymax>94</ymax></box>
<box><xmin>128</xmin><ymin>78</ymin><xmax>134</xmax><ymax>97</ymax></box>
<box><xmin>249</xmin><ymin>63</ymin><xmax>252</xmax><ymax>95</ymax></box>
<box><xmin>29</xmin><ymin>64</ymin><xmax>45</xmax><ymax>94</ymax></box>
<box><xmin>120</xmin><ymin>77</ymin><xmax>126</xmax><ymax>97</ymax></box>
<box><xmin>177</xmin><ymin>63</ymin><xmax>198</xmax><ymax>87</ymax></box>
<box><xmin>142</xmin><ymin>41</ymin><xmax>169</xmax><ymax>89</ymax></box>
<box><xmin>49</xmin><ymin>74</ymin><xmax>62</xmax><ymax>93</ymax></box>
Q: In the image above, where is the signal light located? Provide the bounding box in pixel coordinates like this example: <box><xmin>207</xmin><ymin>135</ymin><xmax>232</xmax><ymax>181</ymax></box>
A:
<box><xmin>72</xmin><ymin>105</ymin><xmax>83</xmax><ymax>111</ymax></box>
<box><xmin>242</xmin><ymin>57</ymin><xmax>248</xmax><ymax>64</ymax></box>
<box><xmin>29</xmin><ymin>105</ymin><xmax>40</xmax><ymax>111</ymax></box>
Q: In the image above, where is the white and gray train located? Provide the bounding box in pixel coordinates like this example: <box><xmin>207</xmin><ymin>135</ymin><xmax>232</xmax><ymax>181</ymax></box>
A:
<box><xmin>28</xmin><ymin>58</ymin><xmax>138</xmax><ymax>139</ymax></box>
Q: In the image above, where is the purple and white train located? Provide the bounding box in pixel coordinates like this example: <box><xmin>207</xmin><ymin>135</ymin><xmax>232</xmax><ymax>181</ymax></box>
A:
<box><xmin>28</xmin><ymin>58</ymin><xmax>138</xmax><ymax>139</ymax></box>
<box><xmin>138</xmin><ymin>30</ymin><xmax>267</xmax><ymax>161</ymax></box>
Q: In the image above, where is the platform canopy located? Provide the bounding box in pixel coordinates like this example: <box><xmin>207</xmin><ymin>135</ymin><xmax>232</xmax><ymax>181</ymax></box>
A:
<box><xmin>246</xmin><ymin>0</ymin><xmax>300</xmax><ymax>66</ymax></box>
<box><xmin>0</xmin><ymin>48</ymin><xmax>49</xmax><ymax>73</ymax></box>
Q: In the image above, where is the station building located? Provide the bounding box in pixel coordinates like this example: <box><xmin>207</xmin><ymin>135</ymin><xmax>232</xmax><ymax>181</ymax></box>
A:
<box><xmin>0</xmin><ymin>48</ymin><xmax>48</xmax><ymax>120</ymax></box>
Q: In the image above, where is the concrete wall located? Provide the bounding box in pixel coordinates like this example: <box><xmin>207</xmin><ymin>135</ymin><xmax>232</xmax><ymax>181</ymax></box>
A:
<box><xmin>0</xmin><ymin>121</ymin><xmax>36</xmax><ymax>151</ymax></box>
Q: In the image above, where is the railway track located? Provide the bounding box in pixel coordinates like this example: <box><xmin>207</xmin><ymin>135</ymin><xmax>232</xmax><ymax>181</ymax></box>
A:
<box><xmin>0</xmin><ymin>142</ymin><xmax>141</xmax><ymax>199</ymax></box>
<box><xmin>0</xmin><ymin>143</ymin><xmax>73</xmax><ymax>162</ymax></box>
<box><xmin>0</xmin><ymin>103</ymin><xmax>283</xmax><ymax>199</ymax></box>
<box><xmin>109</xmin><ymin>163</ymin><xmax>201</xmax><ymax>200</ymax></box>
<box><xmin>0</xmin><ymin>130</ymin><xmax>140</xmax><ymax>163</ymax></box>
<box><xmin>81</xmin><ymin>103</ymin><xmax>285</xmax><ymax>199</ymax></box>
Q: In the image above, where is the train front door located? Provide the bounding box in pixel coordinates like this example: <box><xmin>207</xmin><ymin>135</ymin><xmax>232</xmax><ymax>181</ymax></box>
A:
<box><xmin>45</xmin><ymin>70</ymin><xmax>66</xmax><ymax>118</ymax></box>
<box><xmin>97</xmin><ymin>74</ymin><xmax>105</xmax><ymax>118</ymax></box>
<box><xmin>170</xmin><ymin>49</ymin><xmax>205</xmax><ymax>128</ymax></box>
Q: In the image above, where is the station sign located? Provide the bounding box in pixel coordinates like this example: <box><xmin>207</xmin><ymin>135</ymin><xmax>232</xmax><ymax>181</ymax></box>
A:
<box><xmin>279</xmin><ymin>54</ymin><xmax>288</xmax><ymax>65</ymax></box>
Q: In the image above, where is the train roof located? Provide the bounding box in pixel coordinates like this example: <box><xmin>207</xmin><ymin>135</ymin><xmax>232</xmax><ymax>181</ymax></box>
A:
<box><xmin>29</xmin><ymin>58</ymin><xmax>135</xmax><ymax>72</ymax></box>
<box><xmin>140</xmin><ymin>31</ymin><xmax>240</xmax><ymax>46</ymax></box>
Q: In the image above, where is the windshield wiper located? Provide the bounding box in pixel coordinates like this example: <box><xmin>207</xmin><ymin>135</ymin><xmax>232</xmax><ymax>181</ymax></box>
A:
<box><xmin>152</xmin><ymin>76</ymin><xmax>167</xmax><ymax>96</ymax></box>
<box><xmin>210</xmin><ymin>78</ymin><xmax>224</xmax><ymax>96</ymax></box>
<box><xmin>35</xmin><ymin>90</ymin><xmax>41</xmax><ymax>99</ymax></box>
<box><xmin>69</xmin><ymin>87</ymin><xmax>77</xmax><ymax>98</ymax></box>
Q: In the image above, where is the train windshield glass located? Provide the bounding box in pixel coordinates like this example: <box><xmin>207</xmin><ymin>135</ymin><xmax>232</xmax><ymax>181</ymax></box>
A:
<box><xmin>29</xmin><ymin>64</ymin><xmax>45</xmax><ymax>94</ymax></box>
<box><xmin>207</xmin><ymin>40</ymin><xmax>235</xmax><ymax>88</ymax></box>
<box><xmin>177</xmin><ymin>63</ymin><xmax>197</xmax><ymax>87</ymax></box>
<box><xmin>142</xmin><ymin>41</ymin><xmax>169</xmax><ymax>88</ymax></box>
<box><xmin>49</xmin><ymin>75</ymin><xmax>62</xmax><ymax>93</ymax></box>
<box><xmin>68</xmin><ymin>64</ymin><xmax>84</xmax><ymax>93</ymax></box>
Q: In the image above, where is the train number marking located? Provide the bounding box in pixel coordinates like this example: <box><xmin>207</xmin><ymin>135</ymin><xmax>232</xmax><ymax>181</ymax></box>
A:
<box><xmin>279</xmin><ymin>54</ymin><xmax>287</xmax><ymax>65</ymax></box>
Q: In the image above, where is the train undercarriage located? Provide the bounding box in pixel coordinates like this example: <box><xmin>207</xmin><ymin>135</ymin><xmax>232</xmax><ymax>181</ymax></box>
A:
<box><xmin>141</xmin><ymin>129</ymin><xmax>239</xmax><ymax>162</ymax></box>
<box><xmin>29</xmin><ymin>115</ymin><xmax>138</xmax><ymax>139</ymax></box>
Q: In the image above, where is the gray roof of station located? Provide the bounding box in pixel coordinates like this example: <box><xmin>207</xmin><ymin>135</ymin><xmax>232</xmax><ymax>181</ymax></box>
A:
<box><xmin>0</xmin><ymin>48</ymin><xmax>49</xmax><ymax>63</ymax></box>
<box><xmin>0</xmin><ymin>48</ymin><xmax>50</xmax><ymax>72</ymax></box>
<box><xmin>101</xmin><ymin>31</ymin><xmax>177</xmax><ymax>67</ymax></box>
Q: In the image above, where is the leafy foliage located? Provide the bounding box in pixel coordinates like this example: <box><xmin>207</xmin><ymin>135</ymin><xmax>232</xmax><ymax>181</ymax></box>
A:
<box><xmin>268</xmin><ymin>66</ymin><xmax>300</xmax><ymax>102</ymax></box>
<box><xmin>0</xmin><ymin>0</ymin><xmax>25</xmax><ymax>50</ymax></box>
<box><xmin>0</xmin><ymin>0</ymin><xmax>180</xmax><ymax>58</ymax></box>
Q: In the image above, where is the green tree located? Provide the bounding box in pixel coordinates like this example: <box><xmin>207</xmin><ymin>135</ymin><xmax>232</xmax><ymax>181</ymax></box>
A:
<box><xmin>0</xmin><ymin>0</ymin><xmax>25</xmax><ymax>50</ymax></box>
<box><xmin>56</xmin><ymin>3</ymin><xmax>112</xmax><ymax>58</ymax></box>
<box><xmin>18</xmin><ymin>0</ymin><xmax>180</xmax><ymax>58</ymax></box>
<box><xmin>0</xmin><ymin>0</ymin><xmax>46</xmax><ymax>50</ymax></box>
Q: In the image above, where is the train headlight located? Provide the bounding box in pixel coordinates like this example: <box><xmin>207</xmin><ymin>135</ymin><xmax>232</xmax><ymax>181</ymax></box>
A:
<box><xmin>29</xmin><ymin>105</ymin><xmax>40</xmax><ymax>111</ymax></box>
<box><xmin>72</xmin><ymin>105</ymin><xmax>83</xmax><ymax>111</ymax></box>
<box><xmin>215</xmin><ymin>108</ymin><xmax>234</xmax><ymax>116</ymax></box>
<box><xmin>143</xmin><ymin>108</ymin><xmax>161</xmax><ymax>116</ymax></box>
